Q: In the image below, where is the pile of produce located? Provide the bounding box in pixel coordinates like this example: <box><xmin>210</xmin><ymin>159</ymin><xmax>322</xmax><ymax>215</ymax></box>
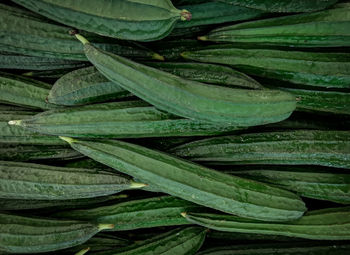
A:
<box><xmin>0</xmin><ymin>0</ymin><xmax>349</xmax><ymax>254</ymax></box>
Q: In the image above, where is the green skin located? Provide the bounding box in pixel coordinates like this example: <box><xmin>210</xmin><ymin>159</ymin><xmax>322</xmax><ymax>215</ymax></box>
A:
<box><xmin>175</xmin><ymin>1</ymin><xmax>264</xmax><ymax>28</ymax></box>
<box><xmin>54</xmin><ymin>196</ymin><xmax>204</xmax><ymax>231</ymax></box>
<box><xmin>196</xmin><ymin>242</ymin><xmax>350</xmax><ymax>255</ymax></box>
<box><xmin>183</xmin><ymin>207</ymin><xmax>350</xmax><ymax>240</ymax></box>
<box><xmin>0</xmin><ymin>160</ymin><xmax>136</xmax><ymax>200</ymax></box>
<box><xmin>0</xmin><ymin>4</ymin><xmax>159</xmax><ymax>61</ymax></box>
<box><xmin>0</xmin><ymin>144</ymin><xmax>82</xmax><ymax>161</ymax></box>
<box><xmin>171</xmin><ymin>130</ymin><xmax>350</xmax><ymax>169</ymax></box>
<box><xmin>60</xmin><ymin>137</ymin><xmax>306</xmax><ymax>222</ymax></box>
<box><xmin>0</xmin><ymin>213</ymin><xmax>112</xmax><ymax>253</ymax></box>
<box><xmin>225</xmin><ymin>166</ymin><xmax>350</xmax><ymax>204</ymax></box>
<box><xmin>201</xmin><ymin>5</ymin><xmax>349</xmax><ymax>47</ymax></box>
<box><xmin>77</xmin><ymin>38</ymin><xmax>296</xmax><ymax>126</ymax></box>
<box><xmin>12</xmin><ymin>0</ymin><xmax>189</xmax><ymax>42</ymax></box>
<box><xmin>220</xmin><ymin>0</ymin><xmax>339</xmax><ymax>12</ymax></box>
<box><xmin>93</xmin><ymin>227</ymin><xmax>206</xmax><ymax>255</ymax></box>
<box><xmin>181</xmin><ymin>48</ymin><xmax>350</xmax><ymax>89</ymax></box>
<box><xmin>0</xmin><ymin>72</ymin><xmax>55</xmax><ymax>110</ymax></box>
<box><xmin>14</xmin><ymin>101</ymin><xmax>242</xmax><ymax>138</ymax></box>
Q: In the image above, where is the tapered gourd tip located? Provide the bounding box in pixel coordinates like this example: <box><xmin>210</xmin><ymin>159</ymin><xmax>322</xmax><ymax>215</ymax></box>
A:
<box><xmin>75</xmin><ymin>34</ymin><xmax>90</xmax><ymax>45</ymax></box>
<box><xmin>152</xmin><ymin>53</ymin><xmax>165</xmax><ymax>61</ymax></box>
<box><xmin>8</xmin><ymin>120</ymin><xmax>22</xmax><ymax>126</ymax></box>
<box><xmin>59</xmin><ymin>136</ymin><xmax>76</xmax><ymax>144</ymax></box>
<box><xmin>22</xmin><ymin>71</ymin><xmax>33</xmax><ymax>76</ymax></box>
<box><xmin>180</xmin><ymin>9</ymin><xmax>192</xmax><ymax>21</ymax></box>
<box><xmin>180</xmin><ymin>52</ymin><xmax>188</xmax><ymax>59</ymax></box>
<box><xmin>98</xmin><ymin>223</ymin><xmax>115</xmax><ymax>231</ymax></box>
<box><xmin>130</xmin><ymin>182</ymin><xmax>148</xmax><ymax>188</ymax></box>
<box><xmin>197</xmin><ymin>36</ymin><xmax>208</xmax><ymax>41</ymax></box>
<box><xmin>181</xmin><ymin>212</ymin><xmax>187</xmax><ymax>218</ymax></box>
<box><xmin>74</xmin><ymin>247</ymin><xmax>90</xmax><ymax>255</ymax></box>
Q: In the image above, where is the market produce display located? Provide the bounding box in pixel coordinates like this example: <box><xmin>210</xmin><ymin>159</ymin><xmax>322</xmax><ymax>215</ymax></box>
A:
<box><xmin>0</xmin><ymin>0</ymin><xmax>349</xmax><ymax>254</ymax></box>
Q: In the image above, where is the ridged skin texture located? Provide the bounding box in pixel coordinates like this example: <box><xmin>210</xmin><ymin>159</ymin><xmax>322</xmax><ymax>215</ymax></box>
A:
<box><xmin>62</xmin><ymin>138</ymin><xmax>306</xmax><ymax>221</ymax></box>
<box><xmin>0</xmin><ymin>4</ymin><xmax>158</xmax><ymax>60</ymax></box>
<box><xmin>196</xmin><ymin>242</ymin><xmax>350</xmax><ymax>255</ymax></box>
<box><xmin>0</xmin><ymin>213</ymin><xmax>102</xmax><ymax>253</ymax></box>
<box><xmin>54</xmin><ymin>196</ymin><xmax>203</xmax><ymax>230</ymax></box>
<box><xmin>82</xmin><ymin>42</ymin><xmax>296</xmax><ymax>126</ymax></box>
<box><xmin>182</xmin><ymin>48</ymin><xmax>350</xmax><ymax>89</ymax></box>
<box><xmin>93</xmin><ymin>227</ymin><xmax>206</xmax><ymax>255</ymax></box>
<box><xmin>183</xmin><ymin>207</ymin><xmax>350</xmax><ymax>240</ymax></box>
<box><xmin>17</xmin><ymin>101</ymin><xmax>242</xmax><ymax>138</ymax></box>
<box><xmin>0</xmin><ymin>72</ymin><xmax>54</xmax><ymax>110</ymax></box>
<box><xmin>175</xmin><ymin>2</ymin><xmax>264</xmax><ymax>28</ymax></box>
<box><xmin>226</xmin><ymin>166</ymin><xmax>350</xmax><ymax>204</ymax></box>
<box><xmin>171</xmin><ymin>130</ymin><xmax>350</xmax><ymax>169</ymax></box>
<box><xmin>144</xmin><ymin>62</ymin><xmax>262</xmax><ymax>89</ymax></box>
<box><xmin>0</xmin><ymin>161</ymin><xmax>134</xmax><ymax>200</ymax></box>
<box><xmin>202</xmin><ymin>5</ymin><xmax>350</xmax><ymax>47</ymax></box>
<box><xmin>220</xmin><ymin>0</ymin><xmax>339</xmax><ymax>12</ymax></box>
<box><xmin>12</xmin><ymin>0</ymin><xmax>185</xmax><ymax>41</ymax></box>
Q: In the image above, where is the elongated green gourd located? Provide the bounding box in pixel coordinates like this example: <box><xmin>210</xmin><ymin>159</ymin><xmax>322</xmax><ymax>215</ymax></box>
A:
<box><xmin>220</xmin><ymin>0</ymin><xmax>339</xmax><ymax>13</ymax></box>
<box><xmin>54</xmin><ymin>196</ymin><xmax>203</xmax><ymax>230</ymax></box>
<box><xmin>0</xmin><ymin>112</ymin><xmax>65</xmax><ymax>145</ymax></box>
<box><xmin>0</xmin><ymin>51</ymin><xmax>87</xmax><ymax>71</ymax></box>
<box><xmin>181</xmin><ymin>48</ymin><xmax>350</xmax><ymax>89</ymax></box>
<box><xmin>224</xmin><ymin>166</ymin><xmax>350</xmax><ymax>204</ymax></box>
<box><xmin>10</xmin><ymin>101</ymin><xmax>242</xmax><ymax>138</ymax></box>
<box><xmin>0</xmin><ymin>144</ymin><xmax>82</xmax><ymax>161</ymax></box>
<box><xmin>175</xmin><ymin>1</ymin><xmax>265</xmax><ymax>28</ymax></box>
<box><xmin>199</xmin><ymin>4</ymin><xmax>349</xmax><ymax>47</ymax></box>
<box><xmin>196</xmin><ymin>242</ymin><xmax>350</xmax><ymax>255</ymax></box>
<box><xmin>144</xmin><ymin>62</ymin><xmax>262</xmax><ymax>89</ymax></box>
<box><xmin>0</xmin><ymin>161</ymin><xmax>144</xmax><ymax>200</ymax></box>
<box><xmin>60</xmin><ymin>137</ymin><xmax>306</xmax><ymax>222</ymax></box>
<box><xmin>0</xmin><ymin>72</ymin><xmax>55</xmax><ymax>110</ymax></box>
<box><xmin>0</xmin><ymin>4</ymin><xmax>163</xmax><ymax>61</ymax></box>
<box><xmin>278</xmin><ymin>87</ymin><xmax>350</xmax><ymax>115</ymax></box>
<box><xmin>182</xmin><ymin>207</ymin><xmax>350</xmax><ymax>240</ymax></box>
<box><xmin>48</xmin><ymin>66</ymin><xmax>132</xmax><ymax>106</ymax></box>
<box><xmin>0</xmin><ymin>212</ymin><xmax>114</xmax><ymax>253</ymax></box>
<box><xmin>89</xmin><ymin>227</ymin><xmax>206</xmax><ymax>255</ymax></box>
<box><xmin>171</xmin><ymin>130</ymin><xmax>350</xmax><ymax>169</ymax></box>
<box><xmin>75</xmin><ymin>35</ymin><xmax>296</xmax><ymax>126</ymax></box>
<box><xmin>12</xmin><ymin>0</ymin><xmax>191</xmax><ymax>42</ymax></box>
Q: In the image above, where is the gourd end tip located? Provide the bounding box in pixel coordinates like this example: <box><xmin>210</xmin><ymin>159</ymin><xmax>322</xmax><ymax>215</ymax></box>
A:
<box><xmin>74</xmin><ymin>33</ymin><xmax>89</xmax><ymax>45</ymax></box>
<box><xmin>98</xmin><ymin>223</ymin><xmax>115</xmax><ymax>231</ymax></box>
<box><xmin>59</xmin><ymin>136</ymin><xmax>75</xmax><ymax>144</ymax></box>
<box><xmin>8</xmin><ymin>120</ymin><xmax>21</xmax><ymax>126</ymax></box>
<box><xmin>153</xmin><ymin>53</ymin><xmax>165</xmax><ymax>61</ymax></box>
<box><xmin>181</xmin><ymin>212</ymin><xmax>187</xmax><ymax>218</ymax></box>
<box><xmin>197</xmin><ymin>36</ymin><xmax>207</xmax><ymax>41</ymax></box>
<box><xmin>74</xmin><ymin>247</ymin><xmax>90</xmax><ymax>255</ymax></box>
<box><xmin>180</xmin><ymin>9</ymin><xmax>192</xmax><ymax>21</ymax></box>
<box><xmin>130</xmin><ymin>182</ymin><xmax>148</xmax><ymax>188</ymax></box>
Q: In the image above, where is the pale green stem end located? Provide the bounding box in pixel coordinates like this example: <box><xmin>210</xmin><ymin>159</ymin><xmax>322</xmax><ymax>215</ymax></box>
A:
<box><xmin>98</xmin><ymin>223</ymin><xmax>115</xmax><ymax>231</ymax></box>
<box><xmin>75</xmin><ymin>34</ymin><xmax>90</xmax><ymax>45</ymax></box>
<box><xmin>74</xmin><ymin>247</ymin><xmax>90</xmax><ymax>255</ymax></box>
<box><xmin>181</xmin><ymin>212</ymin><xmax>187</xmax><ymax>218</ymax></box>
<box><xmin>130</xmin><ymin>181</ymin><xmax>148</xmax><ymax>189</ymax></box>
<box><xmin>197</xmin><ymin>36</ymin><xmax>208</xmax><ymax>41</ymax></box>
<box><xmin>59</xmin><ymin>136</ymin><xmax>76</xmax><ymax>144</ymax></box>
<box><xmin>152</xmin><ymin>53</ymin><xmax>165</xmax><ymax>61</ymax></box>
<box><xmin>8</xmin><ymin>120</ymin><xmax>22</xmax><ymax>126</ymax></box>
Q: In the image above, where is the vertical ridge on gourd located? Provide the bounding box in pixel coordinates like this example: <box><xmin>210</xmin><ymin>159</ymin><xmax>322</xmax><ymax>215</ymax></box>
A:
<box><xmin>0</xmin><ymin>160</ymin><xmax>144</xmax><ymax>200</ymax></box>
<box><xmin>182</xmin><ymin>207</ymin><xmax>350</xmax><ymax>240</ymax></box>
<box><xmin>199</xmin><ymin>4</ymin><xmax>350</xmax><ymax>47</ymax></box>
<box><xmin>0</xmin><ymin>212</ymin><xmax>114</xmax><ymax>253</ymax></box>
<box><xmin>74</xmin><ymin>34</ymin><xmax>296</xmax><ymax>126</ymax></box>
<box><xmin>11</xmin><ymin>101</ymin><xmax>243</xmax><ymax>138</ymax></box>
<box><xmin>59</xmin><ymin>137</ymin><xmax>306</xmax><ymax>222</ymax></box>
<box><xmin>12</xmin><ymin>0</ymin><xmax>191</xmax><ymax>42</ymax></box>
<box><xmin>53</xmin><ymin>196</ymin><xmax>204</xmax><ymax>231</ymax></box>
<box><xmin>170</xmin><ymin>130</ymin><xmax>350</xmax><ymax>169</ymax></box>
<box><xmin>181</xmin><ymin>48</ymin><xmax>350</xmax><ymax>89</ymax></box>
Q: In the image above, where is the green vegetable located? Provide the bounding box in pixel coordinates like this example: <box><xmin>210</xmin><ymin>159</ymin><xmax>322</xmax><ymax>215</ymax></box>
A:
<box><xmin>0</xmin><ymin>72</ymin><xmax>55</xmax><ymax>110</ymax></box>
<box><xmin>90</xmin><ymin>227</ymin><xmax>206</xmax><ymax>255</ymax></box>
<box><xmin>60</xmin><ymin>137</ymin><xmax>306</xmax><ymax>222</ymax></box>
<box><xmin>54</xmin><ymin>196</ymin><xmax>203</xmax><ymax>231</ymax></box>
<box><xmin>171</xmin><ymin>130</ymin><xmax>350</xmax><ymax>169</ymax></box>
<box><xmin>0</xmin><ymin>160</ymin><xmax>144</xmax><ymax>200</ymax></box>
<box><xmin>11</xmin><ymin>101</ymin><xmax>242</xmax><ymax>138</ymax></box>
<box><xmin>12</xmin><ymin>0</ymin><xmax>192</xmax><ymax>42</ymax></box>
<box><xmin>75</xmin><ymin>35</ymin><xmax>296</xmax><ymax>126</ymax></box>
<box><xmin>0</xmin><ymin>212</ymin><xmax>114</xmax><ymax>253</ymax></box>
<box><xmin>181</xmin><ymin>48</ymin><xmax>350</xmax><ymax>89</ymax></box>
<box><xmin>199</xmin><ymin>4</ymin><xmax>350</xmax><ymax>47</ymax></box>
<box><xmin>182</xmin><ymin>207</ymin><xmax>350</xmax><ymax>240</ymax></box>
